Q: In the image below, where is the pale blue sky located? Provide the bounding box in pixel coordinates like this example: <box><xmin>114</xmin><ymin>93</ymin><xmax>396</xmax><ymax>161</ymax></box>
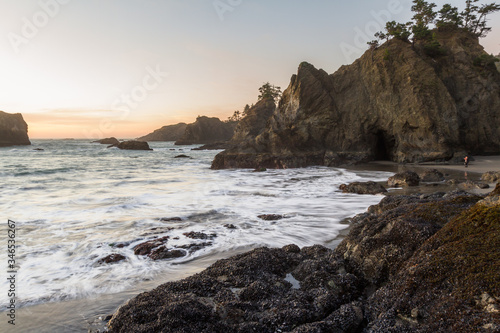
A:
<box><xmin>1</xmin><ymin>0</ymin><xmax>499</xmax><ymax>138</ymax></box>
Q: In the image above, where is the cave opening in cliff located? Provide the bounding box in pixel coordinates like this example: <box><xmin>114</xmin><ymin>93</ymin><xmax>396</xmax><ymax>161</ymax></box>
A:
<box><xmin>374</xmin><ymin>130</ymin><xmax>395</xmax><ymax>161</ymax></box>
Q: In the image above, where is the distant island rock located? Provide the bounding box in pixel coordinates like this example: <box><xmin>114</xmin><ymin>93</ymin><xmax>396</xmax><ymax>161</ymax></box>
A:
<box><xmin>0</xmin><ymin>111</ymin><xmax>31</xmax><ymax>147</ymax></box>
<box><xmin>115</xmin><ymin>140</ymin><xmax>152</xmax><ymax>151</ymax></box>
<box><xmin>175</xmin><ymin>116</ymin><xmax>236</xmax><ymax>145</ymax></box>
<box><xmin>137</xmin><ymin>123</ymin><xmax>187</xmax><ymax>142</ymax></box>
<box><xmin>93</xmin><ymin>137</ymin><xmax>120</xmax><ymax>145</ymax></box>
<box><xmin>212</xmin><ymin>30</ymin><xmax>500</xmax><ymax>169</ymax></box>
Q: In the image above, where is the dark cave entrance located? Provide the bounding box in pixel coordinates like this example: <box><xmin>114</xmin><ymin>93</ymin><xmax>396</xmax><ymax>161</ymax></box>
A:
<box><xmin>373</xmin><ymin>130</ymin><xmax>395</xmax><ymax>161</ymax></box>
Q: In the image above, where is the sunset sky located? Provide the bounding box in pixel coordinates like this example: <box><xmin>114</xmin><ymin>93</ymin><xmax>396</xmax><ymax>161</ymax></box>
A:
<box><xmin>1</xmin><ymin>0</ymin><xmax>499</xmax><ymax>139</ymax></box>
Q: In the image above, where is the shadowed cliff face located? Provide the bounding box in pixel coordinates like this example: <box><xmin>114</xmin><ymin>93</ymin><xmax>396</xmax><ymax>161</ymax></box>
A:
<box><xmin>212</xmin><ymin>30</ymin><xmax>500</xmax><ymax>169</ymax></box>
<box><xmin>0</xmin><ymin>111</ymin><xmax>31</xmax><ymax>147</ymax></box>
<box><xmin>230</xmin><ymin>98</ymin><xmax>276</xmax><ymax>144</ymax></box>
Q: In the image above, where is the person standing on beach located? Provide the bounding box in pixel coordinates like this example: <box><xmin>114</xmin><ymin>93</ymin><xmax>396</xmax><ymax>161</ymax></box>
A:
<box><xmin>464</xmin><ymin>156</ymin><xmax>469</xmax><ymax>168</ymax></box>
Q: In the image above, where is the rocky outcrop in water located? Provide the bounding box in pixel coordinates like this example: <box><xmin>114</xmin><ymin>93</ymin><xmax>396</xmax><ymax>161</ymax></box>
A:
<box><xmin>107</xmin><ymin>186</ymin><xmax>499</xmax><ymax>332</ymax></box>
<box><xmin>93</xmin><ymin>137</ymin><xmax>120</xmax><ymax>145</ymax></box>
<box><xmin>115</xmin><ymin>140</ymin><xmax>152</xmax><ymax>150</ymax></box>
<box><xmin>97</xmin><ymin>253</ymin><xmax>126</xmax><ymax>265</ymax></box>
<box><xmin>0</xmin><ymin>111</ymin><xmax>31</xmax><ymax>147</ymax></box>
<box><xmin>175</xmin><ymin>117</ymin><xmax>236</xmax><ymax>145</ymax></box>
<box><xmin>212</xmin><ymin>30</ymin><xmax>500</xmax><ymax>169</ymax></box>
<box><xmin>339</xmin><ymin>181</ymin><xmax>387</xmax><ymax>195</ymax></box>
<box><xmin>137</xmin><ymin>123</ymin><xmax>187</xmax><ymax>142</ymax></box>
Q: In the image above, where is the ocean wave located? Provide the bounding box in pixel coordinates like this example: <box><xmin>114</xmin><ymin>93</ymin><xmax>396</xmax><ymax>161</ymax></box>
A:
<box><xmin>0</xmin><ymin>139</ymin><xmax>393</xmax><ymax>308</ymax></box>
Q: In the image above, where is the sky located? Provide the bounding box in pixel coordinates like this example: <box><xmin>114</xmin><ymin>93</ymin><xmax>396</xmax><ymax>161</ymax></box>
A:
<box><xmin>1</xmin><ymin>0</ymin><xmax>499</xmax><ymax>139</ymax></box>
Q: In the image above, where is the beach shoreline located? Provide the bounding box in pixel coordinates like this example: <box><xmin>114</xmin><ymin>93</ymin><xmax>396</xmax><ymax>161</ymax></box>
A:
<box><xmin>353</xmin><ymin>155</ymin><xmax>499</xmax><ymax>175</ymax></box>
<box><xmin>6</xmin><ymin>152</ymin><xmax>499</xmax><ymax>332</ymax></box>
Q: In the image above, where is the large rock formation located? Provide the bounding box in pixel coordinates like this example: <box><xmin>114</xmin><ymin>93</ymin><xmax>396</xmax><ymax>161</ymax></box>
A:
<box><xmin>137</xmin><ymin>123</ymin><xmax>187</xmax><ymax>142</ymax></box>
<box><xmin>212</xmin><ymin>30</ymin><xmax>500</xmax><ymax>169</ymax></box>
<box><xmin>230</xmin><ymin>98</ymin><xmax>276</xmax><ymax>144</ymax></box>
<box><xmin>192</xmin><ymin>99</ymin><xmax>276</xmax><ymax>151</ymax></box>
<box><xmin>107</xmin><ymin>188</ymin><xmax>500</xmax><ymax>332</ymax></box>
<box><xmin>0</xmin><ymin>111</ymin><xmax>31</xmax><ymax>147</ymax></box>
<box><xmin>175</xmin><ymin>117</ymin><xmax>236</xmax><ymax>145</ymax></box>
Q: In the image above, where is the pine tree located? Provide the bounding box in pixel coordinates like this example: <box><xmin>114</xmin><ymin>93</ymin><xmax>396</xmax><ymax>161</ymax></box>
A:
<box><xmin>436</xmin><ymin>4</ymin><xmax>462</xmax><ymax>28</ymax></box>
<box><xmin>258</xmin><ymin>82</ymin><xmax>282</xmax><ymax>102</ymax></box>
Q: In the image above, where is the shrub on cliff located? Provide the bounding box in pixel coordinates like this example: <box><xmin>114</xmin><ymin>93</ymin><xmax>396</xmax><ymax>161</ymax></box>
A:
<box><xmin>373</xmin><ymin>0</ymin><xmax>500</xmax><ymax>58</ymax></box>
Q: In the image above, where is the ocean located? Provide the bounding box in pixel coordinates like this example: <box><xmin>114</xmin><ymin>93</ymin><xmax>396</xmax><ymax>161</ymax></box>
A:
<box><xmin>0</xmin><ymin>139</ymin><xmax>393</xmax><ymax>332</ymax></box>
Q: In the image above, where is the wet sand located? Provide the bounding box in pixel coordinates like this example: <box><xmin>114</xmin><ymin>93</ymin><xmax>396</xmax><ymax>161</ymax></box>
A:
<box><xmin>356</xmin><ymin>155</ymin><xmax>498</xmax><ymax>175</ymax></box>
<box><xmin>346</xmin><ymin>155</ymin><xmax>500</xmax><ymax>196</ymax></box>
<box><xmin>417</xmin><ymin>155</ymin><xmax>500</xmax><ymax>174</ymax></box>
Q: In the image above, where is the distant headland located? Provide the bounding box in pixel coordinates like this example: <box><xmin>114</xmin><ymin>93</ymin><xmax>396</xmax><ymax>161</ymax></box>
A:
<box><xmin>0</xmin><ymin>111</ymin><xmax>31</xmax><ymax>147</ymax></box>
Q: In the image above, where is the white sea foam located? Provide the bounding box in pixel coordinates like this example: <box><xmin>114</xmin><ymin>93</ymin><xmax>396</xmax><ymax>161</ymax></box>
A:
<box><xmin>0</xmin><ymin>140</ymin><xmax>392</xmax><ymax>309</ymax></box>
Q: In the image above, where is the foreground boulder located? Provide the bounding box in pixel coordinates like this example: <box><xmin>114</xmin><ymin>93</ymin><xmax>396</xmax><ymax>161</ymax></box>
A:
<box><xmin>212</xmin><ymin>30</ymin><xmax>500</xmax><ymax>169</ymax></box>
<box><xmin>482</xmin><ymin>171</ymin><xmax>500</xmax><ymax>183</ymax></box>
<box><xmin>458</xmin><ymin>180</ymin><xmax>490</xmax><ymax>190</ymax></box>
<box><xmin>387</xmin><ymin>171</ymin><xmax>420</xmax><ymax>187</ymax></box>
<box><xmin>364</xmin><ymin>193</ymin><xmax>500</xmax><ymax>332</ymax></box>
<box><xmin>339</xmin><ymin>181</ymin><xmax>387</xmax><ymax>195</ymax></box>
<box><xmin>336</xmin><ymin>191</ymin><xmax>481</xmax><ymax>286</ymax></box>
<box><xmin>419</xmin><ymin>168</ymin><xmax>445</xmax><ymax>182</ymax></box>
<box><xmin>108</xmin><ymin>188</ymin><xmax>499</xmax><ymax>332</ymax></box>
<box><xmin>175</xmin><ymin>116</ymin><xmax>236</xmax><ymax>145</ymax></box>
<box><xmin>108</xmin><ymin>244</ymin><xmax>364</xmax><ymax>333</ymax></box>
<box><xmin>0</xmin><ymin>111</ymin><xmax>31</xmax><ymax>147</ymax></box>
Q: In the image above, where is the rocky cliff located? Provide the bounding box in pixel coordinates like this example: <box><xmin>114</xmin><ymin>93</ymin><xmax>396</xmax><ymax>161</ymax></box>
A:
<box><xmin>0</xmin><ymin>111</ymin><xmax>31</xmax><ymax>147</ymax></box>
<box><xmin>212</xmin><ymin>30</ymin><xmax>500</xmax><ymax>169</ymax></box>
<box><xmin>230</xmin><ymin>98</ymin><xmax>276</xmax><ymax>144</ymax></box>
<box><xmin>137</xmin><ymin>123</ymin><xmax>187</xmax><ymax>142</ymax></box>
<box><xmin>175</xmin><ymin>116</ymin><xmax>236</xmax><ymax>145</ymax></box>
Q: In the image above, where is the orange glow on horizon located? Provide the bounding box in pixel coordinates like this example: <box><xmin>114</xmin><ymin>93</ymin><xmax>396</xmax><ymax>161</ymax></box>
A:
<box><xmin>24</xmin><ymin>109</ymin><xmax>234</xmax><ymax>139</ymax></box>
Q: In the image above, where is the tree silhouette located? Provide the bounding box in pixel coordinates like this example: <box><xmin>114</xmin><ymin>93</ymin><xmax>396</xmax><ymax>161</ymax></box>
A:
<box><xmin>258</xmin><ymin>82</ymin><xmax>282</xmax><ymax>102</ymax></box>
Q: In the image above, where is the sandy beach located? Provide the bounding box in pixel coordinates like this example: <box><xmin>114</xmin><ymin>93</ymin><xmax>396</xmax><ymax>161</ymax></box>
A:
<box><xmin>357</xmin><ymin>155</ymin><xmax>500</xmax><ymax>176</ymax></box>
<box><xmin>345</xmin><ymin>155</ymin><xmax>500</xmax><ymax>196</ymax></box>
<box><xmin>419</xmin><ymin>155</ymin><xmax>500</xmax><ymax>174</ymax></box>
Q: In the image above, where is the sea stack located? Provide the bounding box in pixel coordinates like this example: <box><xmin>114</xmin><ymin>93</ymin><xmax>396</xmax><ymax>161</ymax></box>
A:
<box><xmin>0</xmin><ymin>111</ymin><xmax>31</xmax><ymax>147</ymax></box>
<box><xmin>212</xmin><ymin>29</ymin><xmax>500</xmax><ymax>169</ymax></box>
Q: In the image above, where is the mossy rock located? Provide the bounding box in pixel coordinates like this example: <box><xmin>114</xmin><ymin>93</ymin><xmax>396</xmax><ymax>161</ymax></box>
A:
<box><xmin>366</xmin><ymin>201</ymin><xmax>500</xmax><ymax>332</ymax></box>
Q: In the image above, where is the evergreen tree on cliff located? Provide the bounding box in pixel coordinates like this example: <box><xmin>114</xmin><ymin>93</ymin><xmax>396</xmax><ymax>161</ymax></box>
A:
<box><xmin>373</xmin><ymin>0</ymin><xmax>500</xmax><ymax>46</ymax></box>
<box><xmin>258</xmin><ymin>82</ymin><xmax>282</xmax><ymax>103</ymax></box>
